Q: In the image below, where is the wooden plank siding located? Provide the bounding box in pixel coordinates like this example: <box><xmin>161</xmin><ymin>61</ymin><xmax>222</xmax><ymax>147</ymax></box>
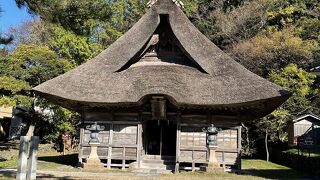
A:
<box><xmin>79</xmin><ymin>114</ymin><xmax>140</xmax><ymax>169</ymax></box>
<box><xmin>178</xmin><ymin>115</ymin><xmax>241</xmax><ymax>170</ymax></box>
<box><xmin>79</xmin><ymin>113</ymin><xmax>241</xmax><ymax>170</ymax></box>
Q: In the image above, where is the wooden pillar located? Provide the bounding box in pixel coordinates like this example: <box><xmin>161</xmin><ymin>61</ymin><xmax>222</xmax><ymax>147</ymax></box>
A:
<box><xmin>160</xmin><ymin>123</ymin><xmax>163</xmax><ymax>156</ymax></box>
<box><xmin>107</xmin><ymin>123</ymin><xmax>113</xmax><ymax>169</ymax></box>
<box><xmin>78</xmin><ymin>128</ymin><xmax>84</xmax><ymax>164</ymax></box>
<box><xmin>237</xmin><ymin>126</ymin><xmax>242</xmax><ymax>170</ymax></box>
<box><xmin>175</xmin><ymin>113</ymin><xmax>181</xmax><ymax>173</ymax></box>
<box><xmin>222</xmin><ymin>151</ymin><xmax>225</xmax><ymax>168</ymax></box>
<box><xmin>122</xmin><ymin>147</ymin><xmax>126</xmax><ymax>170</ymax></box>
<box><xmin>137</xmin><ymin>120</ymin><xmax>142</xmax><ymax>168</ymax></box>
<box><xmin>192</xmin><ymin>150</ymin><xmax>195</xmax><ymax>172</ymax></box>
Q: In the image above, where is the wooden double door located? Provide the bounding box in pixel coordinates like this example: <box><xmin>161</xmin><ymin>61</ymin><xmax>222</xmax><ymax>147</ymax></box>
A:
<box><xmin>144</xmin><ymin>120</ymin><xmax>177</xmax><ymax>156</ymax></box>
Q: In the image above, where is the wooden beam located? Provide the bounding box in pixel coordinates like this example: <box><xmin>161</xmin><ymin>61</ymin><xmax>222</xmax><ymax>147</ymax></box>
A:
<box><xmin>180</xmin><ymin>123</ymin><xmax>207</xmax><ymax>127</ymax></box>
<box><xmin>84</xmin><ymin>121</ymin><xmax>139</xmax><ymax>125</ymax></box>
<box><xmin>113</xmin><ymin>113</ymin><xmax>139</xmax><ymax>116</ymax></box>
<box><xmin>179</xmin><ymin>146</ymin><xmax>207</xmax><ymax>151</ymax></box>
<box><xmin>109</xmin><ymin>144</ymin><xmax>138</xmax><ymax>148</ymax></box>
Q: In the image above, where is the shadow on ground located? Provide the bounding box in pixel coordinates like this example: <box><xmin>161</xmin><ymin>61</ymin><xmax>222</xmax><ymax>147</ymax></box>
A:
<box><xmin>0</xmin><ymin>171</ymin><xmax>77</xmax><ymax>180</ymax></box>
<box><xmin>0</xmin><ymin>171</ymin><xmax>15</xmax><ymax>179</ymax></box>
<box><xmin>242</xmin><ymin>169</ymin><xmax>318</xmax><ymax>180</ymax></box>
<box><xmin>38</xmin><ymin>154</ymin><xmax>78</xmax><ymax>167</ymax></box>
<box><xmin>37</xmin><ymin>174</ymin><xmax>76</xmax><ymax>180</ymax></box>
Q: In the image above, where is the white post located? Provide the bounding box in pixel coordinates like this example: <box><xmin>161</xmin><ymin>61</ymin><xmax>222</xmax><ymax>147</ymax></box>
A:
<box><xmin>27</xmin><ymin>136</ymin><xmax>39</xmax><ymax>180</ymax></box>
<box><xmin>17</xmin><ymin>136</ymin><xmax>30</xmax><ymax>180</ymax></box>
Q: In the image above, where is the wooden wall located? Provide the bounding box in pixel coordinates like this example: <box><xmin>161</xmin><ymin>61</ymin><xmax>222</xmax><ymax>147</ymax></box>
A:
<box><xmin>177</xmin><ymin>114</ymin><xmax>241</xmax><ymax>171</ymax></box>
<box><xmin>79</xmin><ymin>112</ymin><xmax>241</xmax><ymax>171</ymax></box>
<box><xmin>79</xmin><ymin>113</ymin><xmax>142</xmax><ymax>169</ymax></box>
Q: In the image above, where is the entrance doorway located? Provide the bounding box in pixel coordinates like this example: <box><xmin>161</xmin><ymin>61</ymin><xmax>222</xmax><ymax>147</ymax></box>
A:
<box><xmin>144</xmin><ymin>120</ymin><xmax>176</xmax><ymax>156</ymax></box>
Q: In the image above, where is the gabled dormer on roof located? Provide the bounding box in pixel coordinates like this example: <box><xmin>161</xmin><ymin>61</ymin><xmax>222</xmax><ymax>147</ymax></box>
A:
<box><xmin>118</xmin><ymin>14</ymin><xmax>206</xmax><ymax>73</ymax></box>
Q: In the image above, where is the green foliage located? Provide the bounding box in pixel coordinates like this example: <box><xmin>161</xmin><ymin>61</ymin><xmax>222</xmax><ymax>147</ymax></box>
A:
<box><xmin>269</xmin><ymin>64</ymin><xmax>317</xmax><ymax>113</ymax></box>
<box><xmin>231</xmin><ymin>27</ymin><xmax>319</xmax><ymax>76</ymax></box>
<box><xmin>0</xmin><ymin>76</ymin><xmax>31</xmax><ymax>107</ymax></box>
<box><xmin>242</xmin><ymin>64</ymin><xmax>319</xmax><ymax>156</ymax></box>
<box><xmin>296</xmin><ymin>17</ymin><xmax>320</xmax><ymax>42</ymax></box>
<box><xmin>0</xmin><ymin>6</ymin><xmax>13</xmax><ymax>45</ymax></box>
<box><xmin>15</xmin><ymin>0</ymin><xmax>112</xmax><ymax>36</ymax></box>
<box><xmin>0</xmin><ymin>43</ymin><xmax>76</xmax><ymax>141</ymax></box>
<box><xmin>0</xmin><ymin>76</ymin><xmax>30</xmax><ymax>94</ymax></box>
<box><xmin>270</xmin><ymin>64</ymin><xmax>316</xmax><ymax>96</ymax></box>
<box><xmin>267</xmin><ymin>0</ymin><xmax>320</xmax><ymax>28</ymax></box>
<box><xmin>253</xmin><ymin>64</ymin><xmax>317</xmax><ymax>144</ymax></box>
<box><xmin>35</xmin><ymin>105</ymin><xmax>80</xmax><ymax>143</ymax></box>
<box><xmin>15</xmin><ymin>0</ymin><xmax>147</xmax><ymax>48</ymax></box>
<box><xmin>9</xmin><ymin>44</ymin><xmax>75</xmax><ymax>86</ymax></box>
<box><xmin>46</xmin><ymin>25</ymin><xmax>103</xmax><ymax>65</ymax></box>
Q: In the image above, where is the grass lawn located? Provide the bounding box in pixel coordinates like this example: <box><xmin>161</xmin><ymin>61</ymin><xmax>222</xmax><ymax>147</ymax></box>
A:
<box><xmin>242</xmin><ymin>159</ymin><xmax>311</xmax><ymax>179</ymax></box>
<box><xmin>284</xmin><ymin>146</ymin><xmax>320</xmax><ymax>158</ymax></box>
<box><xmin>0</xmin><ymin>148</ymin><xmax>314</xmax><ymax>179</ymax></box>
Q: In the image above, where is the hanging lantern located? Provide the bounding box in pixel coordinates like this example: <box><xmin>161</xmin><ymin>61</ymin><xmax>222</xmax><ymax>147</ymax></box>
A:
<box><xmin>151</xmin><ymin>96</ymin><xmax>166</xmax><ymax>120</ymax></box>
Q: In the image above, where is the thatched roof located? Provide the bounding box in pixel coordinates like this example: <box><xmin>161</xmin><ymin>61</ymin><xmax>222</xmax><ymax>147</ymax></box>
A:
<box><xmin>33</xmin><ymin>0</ymin><xmax>290</xmax><ymax>116</ymax></box>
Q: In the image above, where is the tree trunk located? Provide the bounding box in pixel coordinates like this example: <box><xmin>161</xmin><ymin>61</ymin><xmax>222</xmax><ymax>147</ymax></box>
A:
<box><xmin>26</xmin><ymin>95</ymin><xmax>36</xmax><ymax>138</ymax></box>
<box><xmin>265</xmin><ymin>129</ymin><xmax>269</xmax><ymax>162</ymax></box>
<box><xmin>241</xmin><ymin>123</ymin><xmax>250</xmax><ymax>156</ymax></box>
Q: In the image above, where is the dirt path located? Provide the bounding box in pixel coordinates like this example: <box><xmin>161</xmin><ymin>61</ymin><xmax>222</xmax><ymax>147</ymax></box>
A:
<box><xmin>0</xmin><ymin>168</ymin><xmax>160</xmax><ymax>180</ymax></box>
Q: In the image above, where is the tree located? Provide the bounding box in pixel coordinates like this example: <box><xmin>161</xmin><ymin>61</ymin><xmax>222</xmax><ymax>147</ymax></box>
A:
<box><xmin>7</xmin><ymin>21</ymin><xmax>104</xmax><ymax>65</ymax></box>
<box><xmin>269</xmin><ymin>64</ymin><xmax>317</xmax><ymax>116</ymax></box>
<box><xmin>189</xmin><ymin>0</ymin><xmax>272</xmax><ymax>48</ymax></box>
<box><xmin>230</xmin><ymin>27</ymin><xmax>319</xmax><ymax>76</ymax></box>
<box><xmin>14</xmin><ymin>0</ymin><xmax>148</xmax><ymax>47</ymax></box>
<box><xmin>241</xmin><ymin>63</ymin><xmax>319</xmax><ymax>157</ymax></box>
<box><xmin>0</xmin><ymin>6</ymin><xmax>13</xmax><ymax>45</ymax></box>
<box><xmin>267</xmin><ymin>0</ymin><xmax>320</xmax><ymax>29</ymax></box>
<box><xmin>0</xmin><ymin>44</ymin><xmax>75</xmax><ymax>138</ymax></box>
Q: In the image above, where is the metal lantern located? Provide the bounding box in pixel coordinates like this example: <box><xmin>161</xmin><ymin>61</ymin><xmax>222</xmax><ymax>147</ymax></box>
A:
<box><xmin>202</xmin><ymin>124</ymin><xmax>221</xmax><ymax>146</ymax></box>
<box><xmin>9</xmin><ymin>101</ymin><xmax>28</xmax><ymax>139</ymax></box>
<box><xmin>86</xmin><ymin>122</ymin><xmax>105</xmax><ymax>144</ymax></box>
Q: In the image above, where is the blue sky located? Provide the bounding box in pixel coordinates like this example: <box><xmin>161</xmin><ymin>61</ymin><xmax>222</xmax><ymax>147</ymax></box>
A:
<box><xmin>0</xmin><ymin>0</ymin><xmax>33</xmax><ymax>33</ymax></box>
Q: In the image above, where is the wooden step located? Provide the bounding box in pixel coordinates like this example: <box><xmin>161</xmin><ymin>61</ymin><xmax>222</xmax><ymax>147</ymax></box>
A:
<box><xmin>142</xmin><ymin>155</ymin><xmax>175</xmax><ymax>160</ymax></box>
<box><xmin>132</xmin><ymin>168</ymin><xmax>173</xmax><ymax>174</ymax></box>
<box><xmin>142</xmin><ymin>159</ymin><xmax>175</xmax><ymax>165</ymax></box>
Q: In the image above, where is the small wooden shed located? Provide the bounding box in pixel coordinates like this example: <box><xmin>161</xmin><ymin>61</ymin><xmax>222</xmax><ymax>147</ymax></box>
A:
<box><xmin>33</xmin><ymin>0</ymin><xmax>290</xmax><ymax>172</ymax></box>
<box><xmin>288</xmin><ymin>114</ymin><xmax>320</xmax><ymax>147</ymax></box>
<box><xmin>0</xmin><ymin>106</ymin><xmax>12</xmax><ymax>139</ymax></box>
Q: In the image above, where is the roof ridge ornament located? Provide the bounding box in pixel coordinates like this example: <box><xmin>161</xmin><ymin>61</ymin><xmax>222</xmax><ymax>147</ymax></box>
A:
<box><xmin>147</xmin><ymin>0</ymin><xmax>184</xmax><ymax>9</ymax></box>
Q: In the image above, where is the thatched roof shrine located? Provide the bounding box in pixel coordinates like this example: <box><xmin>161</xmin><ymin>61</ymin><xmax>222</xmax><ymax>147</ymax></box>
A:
<box><xmin>33</xmin><ymin>0</ymin><xmax>290</xmax><ymax>120</ymax></box>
